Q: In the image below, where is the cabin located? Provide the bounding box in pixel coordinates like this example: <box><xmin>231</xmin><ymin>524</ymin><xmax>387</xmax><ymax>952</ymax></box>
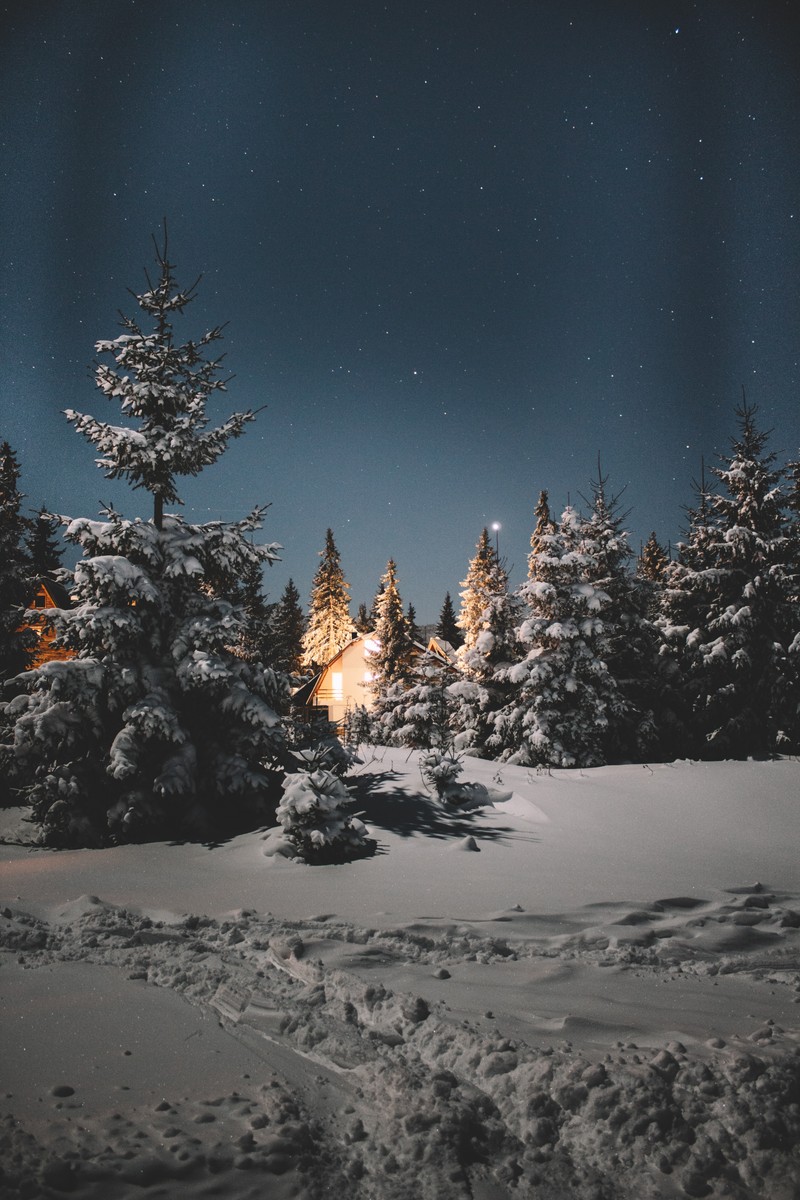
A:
<box><xmin>22</xmin><ymin>578</ymin><xmax>74</xmax><ymax>667</ymax></box>
<box><xmin>294</xmin><ymin>633</ymin><xmax>459</xmax><ymax>731</ymax></box>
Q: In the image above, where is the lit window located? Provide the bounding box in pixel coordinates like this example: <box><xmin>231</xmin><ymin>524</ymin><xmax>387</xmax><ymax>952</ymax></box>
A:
<box><xmin>332</xmin><ymin>672</ymin><xmax>343</xmax><ymax>700</ymax></box>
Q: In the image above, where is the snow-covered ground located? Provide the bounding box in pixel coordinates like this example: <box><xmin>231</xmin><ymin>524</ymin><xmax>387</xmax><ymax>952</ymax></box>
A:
<box><xmin>1</xmin><ymin>752</ymin><xmax>799</xmax><ymax>1199</ymax></box>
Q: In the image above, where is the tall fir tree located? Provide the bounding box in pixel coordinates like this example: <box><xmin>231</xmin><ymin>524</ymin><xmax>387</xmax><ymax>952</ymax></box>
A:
<box><xmin>672</xmin><ymin>400</ymin><xmax>794</xmax><ymax>757</ymax></box>
<box><xmin>0</xmin><ymin>441</ymin><xmax>34</xmax><ymax>680</ymax></box>
<box><xmin>492</xmin><ymin>506</ymin><xmax>625</xmax><ymax>767</ymax></box>
<box><xmin>1</xmin><ymin>234</ymin><xmax>289</xmax><ymax>845</ymax></box>
<box><xmin>406</xmin><ymin>602</ymin><xmax>421</xmax><ymax>644</ymax></box>
<box><xmin>637</xmin><ymin>531</ymin><xmax>669</xmax><ymax>584</ymax></box>
<box><xmin>528</xmin><ymin>489</ymin><xmax>555</xmax><ymax>577</ymax></box>
<box><xmin>25</xmin><ymin>506</ymin><xmax>63</xmax><ymax>579</ymax></box>
<box><xmin>367</xmin><ymin>559</ymin><xmax>414</xmax><ymax>700</ymax></box>
<box><xmin>354</xmin><ymin>601</ymin><xmax>372</xmax><ymax>634</ymax></box>
<box><xmin>271</xmin><ymin>578</ymin><xmax>306</xmax><ymax>677</ymax></box>
<box><xmin>436</xmin><ymin>591</ymin><xmax>462</xmax><ymax>648</ymax></box>
<box><xmin>449</xmin><ymin>531</ymin><xmax>519</xmax><ymax>756</ymax></box>
<box><xmin>581</xmin><ymin>471</ymin><xmax>661</xmax><ymax>760</ymax></box>
<box><xmin>301</xmin><ymin>529</ymin><xmax>355</xmax><ymax>672</ymax></box>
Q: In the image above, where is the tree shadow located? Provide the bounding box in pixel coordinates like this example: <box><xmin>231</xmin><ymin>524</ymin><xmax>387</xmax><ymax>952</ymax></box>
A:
<box><xmin>348</xmin><ymin>771</ymin><xmax>535</xmax><ymax>845</ymax></box>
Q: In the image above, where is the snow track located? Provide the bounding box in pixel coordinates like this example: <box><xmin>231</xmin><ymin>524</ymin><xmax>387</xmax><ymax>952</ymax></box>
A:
<box><xmin>2</xmin><ymin>894</ymin><xmax>800</xmax><ymax>1200</ymax></box>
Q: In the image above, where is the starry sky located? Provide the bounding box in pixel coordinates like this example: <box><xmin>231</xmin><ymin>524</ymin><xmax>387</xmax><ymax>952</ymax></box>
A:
<box><xmin>1</xmin><ymin>1</ymin><xmax>798</xmax><ymax>622</ymax></box>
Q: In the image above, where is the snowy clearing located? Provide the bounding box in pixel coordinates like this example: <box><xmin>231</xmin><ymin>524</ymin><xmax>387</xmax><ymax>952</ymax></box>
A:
<box><xmin>1</xmin><ymin>752</ymin><xmax>799</xmax><ymax>1199</ymax></box>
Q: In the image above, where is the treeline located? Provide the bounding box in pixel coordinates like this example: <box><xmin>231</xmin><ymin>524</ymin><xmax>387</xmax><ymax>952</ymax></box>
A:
<box><xmin>356</xmin><ymin>399</ymin><xmax>800</xmax><ymax>764</ymax></box>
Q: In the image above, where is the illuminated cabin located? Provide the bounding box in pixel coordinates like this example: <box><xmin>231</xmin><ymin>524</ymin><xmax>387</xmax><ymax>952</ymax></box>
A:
<box><xmin>295</xmin><ymin>633</ymin><xmax>458</xmax><ymax>730</ymax></box>
<box><xmin>23</xmin><ymin>579</ymin><xmax>74</xmax><ymax>667</ymax></box>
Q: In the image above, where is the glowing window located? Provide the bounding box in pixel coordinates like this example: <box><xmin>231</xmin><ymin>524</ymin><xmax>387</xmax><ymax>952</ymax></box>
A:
<box><xmin>332</xmin><ymin>672</ymin><xmax>343</xmax><ymax>699</ymax></box>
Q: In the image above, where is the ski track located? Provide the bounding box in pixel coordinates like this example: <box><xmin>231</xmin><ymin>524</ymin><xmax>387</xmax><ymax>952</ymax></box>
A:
<box><xmin>2</xmin><ymin>886</ymin><xmax>800</xmax><ymax>1200</ymax></box>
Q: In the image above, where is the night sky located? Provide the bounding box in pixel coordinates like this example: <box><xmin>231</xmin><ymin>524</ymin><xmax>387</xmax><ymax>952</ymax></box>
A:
<box><xmin>1</xmin><ymin>1</ymin><xmax>798</xmax><ymax>622</ymax></box>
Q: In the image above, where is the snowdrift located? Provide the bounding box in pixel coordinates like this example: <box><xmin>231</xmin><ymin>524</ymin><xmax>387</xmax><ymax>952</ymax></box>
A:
<box><xmin>1</xmin><ymin>752</ymin><xmax>799</xmax><ymax>1199</ymax></box>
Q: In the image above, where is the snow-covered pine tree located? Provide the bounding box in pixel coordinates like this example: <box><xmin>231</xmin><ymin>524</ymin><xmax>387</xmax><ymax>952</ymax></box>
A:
<box><xmin>377</xmin><ymin>650</ymin><xmax>456</xmax><ymax>748</ymax></box>
<box><xmin>449</xmin><ymin>529</ymin><xmax>519</xmax><ymax>756</ymax></box>
<box><xmin>436</xmin><ymin>591</ymin><xmax>462</xmax><ymax>649</ymax></box>
<box><xmin>275</xmin><ymin>746</ymin><xmax>369</xmax><ymax>862</ymax></box>
<box><xmin>492</xmin><ymin>506</ymin><xmax>624</xmax><ymax>767</ymax></box>
<box><xmin>637</xmin><ymin>531</ymin><xmax>669</xmax><ymax>584</ymax></box>
<box><xmin>406</xmin><ymin>602</ymin><xmax>421</xmax><ymax>644</ymax></box>
<box><xmin>301</xmin><ymin>529</ymin><xmax>355</xmax><ymax>673</ymax></box>
<box><xmin>580</xmin><ymin>471</ymin><xmax>660</xmax><ymax>761</ymax></box>
<box><xmin>528</xmin><ymin>489</ymin><xmax>555</xmax><ymax>577</ymax></box>
<box><xmin>367</xmin><ymin>559</ymin><xmax>414</xmax><ymax>725</ymax></box>
<box><xmin>271</xmin><ymin>578</ymin><xmax>306</xmax><ymax>678</ymax></box>
<box><xmin>675</xmin><ymin>400</ymin><xmax>794</xmax><ymax>757</ymax></box>
<box><xmin>1</xmin><ymin>233</ymin><xmax>289</xmax><ymax>845</ymax></box>
<box><xmin>0</xmin><ymin>441</ymin><xmax>34</xmax><ymax>680</ymax></box>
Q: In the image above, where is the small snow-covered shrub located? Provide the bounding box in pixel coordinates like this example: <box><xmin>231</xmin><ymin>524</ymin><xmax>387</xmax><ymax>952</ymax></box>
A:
<box><xmin>419</xmin><ymin>747</ymin><xmax>464</xmax><ymax>800</ymax></box>
<box><xmin>276</xmin><ymin>748</ymin><xmax>371</xmax><ymax>862</ymax></box>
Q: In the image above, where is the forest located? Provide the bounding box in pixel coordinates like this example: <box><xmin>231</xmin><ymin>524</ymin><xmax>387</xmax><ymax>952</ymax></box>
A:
<box><xmin>1</xmin><ymin>239</ymin><xmax>798</xmax><ymax>853</ymax></box>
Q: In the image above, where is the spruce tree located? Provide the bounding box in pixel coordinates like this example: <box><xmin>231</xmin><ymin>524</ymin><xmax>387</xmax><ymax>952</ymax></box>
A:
<box><xmin>436</xmin><ymin>591</ymin><xmax>462</xmax><ymax>648</ymax></box>
<box><xmin>272</xmin><ymin>578</ymin><xmax>306</xmax><ymax>677</ymax></box>
<box><xmin>367</xmin><ymin>559</ymin><xmax>413</xmax><ymax>699</ymax></box>
<box><xmin>0</xmin><ymin>441</ymin><xmax>34</xmax><ymax>680</ymax></box>
<box><xmin>581</xmin><ymin>472</ymin><xmax>660</xmax><ymax>760</ymax></box>
<box><xmin>637</xmin><ymin>531</ymin><xmax>669</xmax><ymax>584</ymax></box>
<box><xmin>1</xmin><ymin>234</ymin><xmax>289</xmax><ymax>845</ymax></box>
<box><xmin>301</xmin><ymin>529</ymin><xmax>355</xmax><ymax>672</ymax></box>
<box><xmin>528</xmin><ymin>489</ymin><xmax>555</xmax><ymax>577</ymax></box>
<box><xmin>450</xmin><ymin>532</ymin><xmax>520</xmax><ymax>757</ymax></box>
<box><xmin>406</xmin><ymin>602</ymin><xmax>421</xmax><ymax>644</ymax></box>
<box><xmin>26</xmin><ymin>506</ymin><xmax>63</xmax><ymax>579</ymax></box>
<box><xmin>679</xmin><ymin>400</ymin><xmax>794</xmax><ymax>756</ymax></box>
<box><xmin>493</xmin><ymin>506</ymin><xmax>624</xmax><ymax>767</ymax></box>
<box><xmin>354</xmin><ymin>602</ymin><xmax>372</xmax><ymax>634</ymax></box>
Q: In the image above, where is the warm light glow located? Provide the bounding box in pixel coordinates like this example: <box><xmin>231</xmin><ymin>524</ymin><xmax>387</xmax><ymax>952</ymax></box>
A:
<box><xmin>363</xmin><ymin>638</ymin><xmax>380</xmax><ymax>655</ymax></box>
<box><xmin>332</xmin><ymin>671</ymin><xmax>343</xmax><ymax>700</ymax></box>
<box><xmin>492</xmin><ymin>522</ymin><xmax>501</xmax><ymax>532</ymax></box>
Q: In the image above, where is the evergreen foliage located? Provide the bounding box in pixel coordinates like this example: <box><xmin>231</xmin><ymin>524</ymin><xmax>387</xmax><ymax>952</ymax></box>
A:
<box><xmin>26</xmin><ymin>506</ymin><xmax>63</xmax><ymax>579</ymax></box>
<box><xmin>276</xmin><ymin>746</ymin><xmax>369</xmax><ymax>862</ymax></box>
<box><xmin>637</xmin><ymin>531</ymin><xmax>669</xmax><ymax>583</ymax></box>
<box><xmin>271</xmin><ymin>578</ymin><xmax>306</xmax><ymax>677</ymax></box>
<box><xmin>377</xmin><ymin>651</ymin><xmax>456</xmax><ymax>748</ymax></box>
<box><xmin>1</xmin><ymin>236</ymin><xmax>290</xmax><ymax>845</ymax></box>
<box><xmin>449</xmin><ymin>529</ymin><xmax>519</xmax><ymax>756</ymax></box>
<box><xmin>367</xmin><ymin>559</ymin><xmax>414</xmax><ymax>703</ymax></box>
<box><xmin>663</xmin><ymin>401</ymin><xmax>795</xmax><ymax>757</ymax></box>
<box><xmin>406</xmin><ymin>602</ymin><xmax>421</xmax><ymax>644</ymax></box>
<box><xmin>0</xmin><ymin>441</ymin><xmax>34</xmax><ymax>680</ymax></box>
<box><xmin>301</xmin><ymin>529</ymin><xmax>355</xmax><ymax>672</ymax></box>
<box><xmin>354</xmin><ymin>602</ymin><xmax>372</xmax><ymax>634</ymax></box>
<box><xmin>528</xmin><ymin>489</ymin><xmax>555</xmax><ymax>577</ymax></box>
<box><xmin>493</xmin><ymin>506</ymin><xmax>625</xmax><ymax>767</ymax></box>
<box><xmin>436</xmin><ymin>591</ymin><xmax>462</xmax><ymax>648</ymax></box>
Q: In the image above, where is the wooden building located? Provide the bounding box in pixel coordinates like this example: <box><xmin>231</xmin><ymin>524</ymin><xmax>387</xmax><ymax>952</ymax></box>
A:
<box><xmin>23</xmin><ymin>579</ymin><xmax>74</xmax><ymax>667</ymax></box>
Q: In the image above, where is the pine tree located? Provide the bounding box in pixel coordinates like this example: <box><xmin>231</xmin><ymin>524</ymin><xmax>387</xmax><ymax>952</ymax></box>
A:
<box><xmin>677</xmin><ymin>400</ymin><xmax>794</xmax><ymax>756</ymax></box>
<box><xmin>493</xmin><ymin>506</ymin><xmax>625</xmax><ymax>767</ymax></box>
<box><xmin>354</xmin><ymin>602</ymin><xmax>372</xmax><ymax>634</ymax></box>
<box><xmin>581</xmin><ymin>471</ymin><xmax>660</xmax><ymax>760</ymax></box>
<box><xmin>369</xmin><ymin>581</ymin><xmax>385</xmax><ymax>627</ymax></box>
<box><xmin>449</xmin><ymin>529</ymin><xmax>520</xmax><ymax>756</ymax></box>
<box><xmin>637</xmin><ymin>531</ymin><xmax>669</xmax><ymax>584</ymax></box>
<box><xmin>457</xmin><ymin>528</ymin><xmax>502</xmax><ymax>651</ymax></box>
<box><xmin>272</xmin><ymin>578</ymin><xmax>306</xmax><ymax>677</ymax></box>
<box><xmin>1</xmin><ymin>233</ymin><xmax>289</xmax><ymax>845</ymax></box>
<box><xmin>436</xmin><ymin>591</ymin><xmax>462</xmax><ymax>648</ymax></box>
<box><xmin>25</xmin><ymin>506</ymin><xmax>63</xmax><ymax>579</ymax></box>
<box><xmin>0</xmin><ymin>441</ymin><xmax>34</xmax><ymax>680</ymax></box>
<box><xmin>406</xmin><ymin>602</ymin><xmax>421</xmax><ymax>644</ymax></box>
<box><xmin>301</xmin><ymin>529</ymin><xmax>355</xmax><ymax>672</ymax></box>
<box><xmin>528</xmin><ymin>489</ymin><xmax>555</xmax><ymax>577</ymax></box>
<box><xmin>367</xmin><ymin>559</ymin><xmax>413</xmax><ymax>700</ymax></box>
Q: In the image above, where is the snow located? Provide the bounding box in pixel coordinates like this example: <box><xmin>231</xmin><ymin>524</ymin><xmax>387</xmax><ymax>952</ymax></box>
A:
<box><xmin>1</xmin><ymin>752</ymin><xmax>799</xmax><ymax>1199</ymax></box>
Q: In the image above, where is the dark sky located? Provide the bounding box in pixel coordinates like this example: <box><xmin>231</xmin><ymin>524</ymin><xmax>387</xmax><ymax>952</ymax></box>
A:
<box><xmin>1</xmin><ymin>1</ymin><xmax>798</xmax><ymax>622</ymax></box>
